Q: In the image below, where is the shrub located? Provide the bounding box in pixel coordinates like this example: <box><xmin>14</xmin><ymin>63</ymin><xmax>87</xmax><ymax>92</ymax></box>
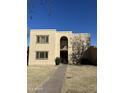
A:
<box><xmin>55</xmin><ymin>57</ymin><xmax>61</xmax><ymax>65</ymax></box>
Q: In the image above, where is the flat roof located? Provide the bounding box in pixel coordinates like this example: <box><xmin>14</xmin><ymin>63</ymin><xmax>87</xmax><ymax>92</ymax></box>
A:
<box><xmin>30</xmin><ymin>29</ymin><xmax>90</xmax><ymax>35</ymax></box>
<box><xmin>30</xmin><ymin>29</ymin><xmax>57</xmax><ymax>31</ymax></box>
<box><xmin>57</xmin><ymin>31</ymin><xmax>72</xmax><ymax>33</ymax></box>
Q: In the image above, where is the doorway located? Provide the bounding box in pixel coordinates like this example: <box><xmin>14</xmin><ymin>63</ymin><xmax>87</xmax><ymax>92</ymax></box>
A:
<box><xmin>60</xmin><ymin>36</ymin><xmax>68</xmax><ymax>64</ymax></box>
<box><xmin>60</xmin><ymin>51</ymin><xmax>68</xmax><ymax>64</ymax></box>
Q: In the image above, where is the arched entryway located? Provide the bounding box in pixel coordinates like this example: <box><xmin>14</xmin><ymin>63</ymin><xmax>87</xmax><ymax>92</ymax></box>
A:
<box><xmin>60</xmin><ymin>36</ymin><xmax>68</xmax><ymax>64</ymax></box>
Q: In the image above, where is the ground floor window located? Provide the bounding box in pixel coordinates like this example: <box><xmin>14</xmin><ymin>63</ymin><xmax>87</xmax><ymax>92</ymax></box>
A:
<box><xmin>36</xmin><ymin>51</ymin><xmax>48</xmax><ymax>59</ymax></box>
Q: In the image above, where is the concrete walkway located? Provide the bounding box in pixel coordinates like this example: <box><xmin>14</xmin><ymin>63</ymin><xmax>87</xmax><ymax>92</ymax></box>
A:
<box><xmin>35</xmin><ymin>64</ymin><xmax>67</xmax><ymax>93</ymax></box>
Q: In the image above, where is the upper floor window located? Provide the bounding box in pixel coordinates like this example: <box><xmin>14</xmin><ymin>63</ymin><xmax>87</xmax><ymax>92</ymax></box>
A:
<box><xmin>36</xmin><ymin>35</ymin><xmax>49</xmax><ymax>44</ymax></box>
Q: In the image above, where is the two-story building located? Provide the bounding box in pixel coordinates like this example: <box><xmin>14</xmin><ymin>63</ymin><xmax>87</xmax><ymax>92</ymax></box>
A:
<box><xmin>29</xmin><ymin>29</ymin><xmax>90</xmax><ymax>65</ymax></box>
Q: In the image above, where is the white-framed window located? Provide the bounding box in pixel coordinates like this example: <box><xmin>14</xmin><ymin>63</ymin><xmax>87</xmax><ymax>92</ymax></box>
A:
<box><xmin>36</xmin><ymin>51</ymin><xmax>48</xmax><ymax>60</ymax></box>
<box><xmin>36</xmin><ymin>35</ymin><xmax>49</xmax><ymax>44</ymax></box>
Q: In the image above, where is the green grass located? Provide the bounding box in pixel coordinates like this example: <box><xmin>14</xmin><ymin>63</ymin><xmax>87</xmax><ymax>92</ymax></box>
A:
<box><xmin>27</xmin><ymin>65</ymin><xmax>57</xmax><ymax>93</ymax></box>
<box><xmin>62</xmin><ymin>65</ymin><xmax>97</xmax><ymax>93</ymax></box>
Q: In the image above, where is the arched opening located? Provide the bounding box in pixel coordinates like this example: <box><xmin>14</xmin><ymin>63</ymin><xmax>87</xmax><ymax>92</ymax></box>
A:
<box><xmin>60</xmin><ymin>36</ymin><xmax>68</xmax><ymax>64</ymax></box>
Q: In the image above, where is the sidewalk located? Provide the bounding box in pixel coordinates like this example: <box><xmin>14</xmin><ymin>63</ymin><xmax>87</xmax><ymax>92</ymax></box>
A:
<box><xmin>35</xmin><ymin>64</ymin><xmax>67</xmax><ymax>93</ymax></box>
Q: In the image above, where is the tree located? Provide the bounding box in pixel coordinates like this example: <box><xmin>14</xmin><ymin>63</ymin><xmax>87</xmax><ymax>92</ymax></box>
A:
<box><xmin>70</xmin><ymin>34</ymin><xmax>90</xmax><ymax>64</ymax></box>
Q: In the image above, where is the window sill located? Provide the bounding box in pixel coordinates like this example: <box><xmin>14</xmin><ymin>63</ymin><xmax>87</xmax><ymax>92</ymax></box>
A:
<box><xmin>36</xmin><ymin>58</ymin><xmax>48</xmax><ymax>60</ymax></box>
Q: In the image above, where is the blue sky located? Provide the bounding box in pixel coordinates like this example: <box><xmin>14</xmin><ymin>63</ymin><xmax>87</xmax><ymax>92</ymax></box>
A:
<box><xmin>27</xmin><ymin>0</ymin><xmax>97</xmax><ymax>46</ymax></box>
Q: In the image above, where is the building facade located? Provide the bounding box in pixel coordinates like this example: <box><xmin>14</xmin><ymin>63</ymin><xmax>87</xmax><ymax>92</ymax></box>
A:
<box><xmin>29</xmin><ymin>29</ymin><xmax>90</xmax><ymax>65</ymax></box>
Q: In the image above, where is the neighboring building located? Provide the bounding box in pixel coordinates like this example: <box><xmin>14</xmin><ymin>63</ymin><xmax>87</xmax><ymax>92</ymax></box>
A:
<box><xmin>29</xmin><ymin>29</ymin><xmax>90</xmax><ymax>65</ymax></box>
<box><xmin>27</xmin><ymin>46</ymin><xmax>29</xmax><ymax>66</ymax></box>
<box><xmin>81</xmin><ymin>46</ymin><xmax>97</xmax><ymax>65</ymax></box>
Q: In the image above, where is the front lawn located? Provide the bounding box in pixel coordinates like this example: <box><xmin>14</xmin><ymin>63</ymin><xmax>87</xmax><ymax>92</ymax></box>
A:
<box><xmin>27</xmin><ymin>65</ymin><xmax>57</xmax><ymax>93</ymax></box>
<box><xmin>62</xmin><ymin>65</ymin><xmax>97</xmax><ymax>93</ymax></box>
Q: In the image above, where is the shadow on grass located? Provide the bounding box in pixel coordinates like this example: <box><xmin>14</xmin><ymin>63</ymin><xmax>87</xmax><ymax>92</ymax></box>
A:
<box><xmin>68</xmin><ymin>59</ymin><xmax>97</xmax><ymax>66</ymax></box>
<box><xmin>79</xmin><ymin>58</ymin><xmax>97</xmax><ymax>66</ymax></box>
<box><xmin>66</xmin><ymin>89</ymin><xmax>87</xmax><ymax>93</ymax></box>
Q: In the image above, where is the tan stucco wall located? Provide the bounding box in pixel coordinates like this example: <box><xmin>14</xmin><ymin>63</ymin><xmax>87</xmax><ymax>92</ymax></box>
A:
<box><xmin>29</xmin><ymin>29</ymin><xmax>57</xmax><ymax>65</ymax></box>
<box><xmin>29</xmin><ymin>29</ymin><xmax>90</xmax><ymax>65</ymax></box>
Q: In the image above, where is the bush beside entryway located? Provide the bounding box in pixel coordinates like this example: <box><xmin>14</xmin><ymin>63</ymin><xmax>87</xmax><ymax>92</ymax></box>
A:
<box><xmin>55</xmin><ymin>57</ymin><xmax>61</xmax><ymax>65</ymax></box>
